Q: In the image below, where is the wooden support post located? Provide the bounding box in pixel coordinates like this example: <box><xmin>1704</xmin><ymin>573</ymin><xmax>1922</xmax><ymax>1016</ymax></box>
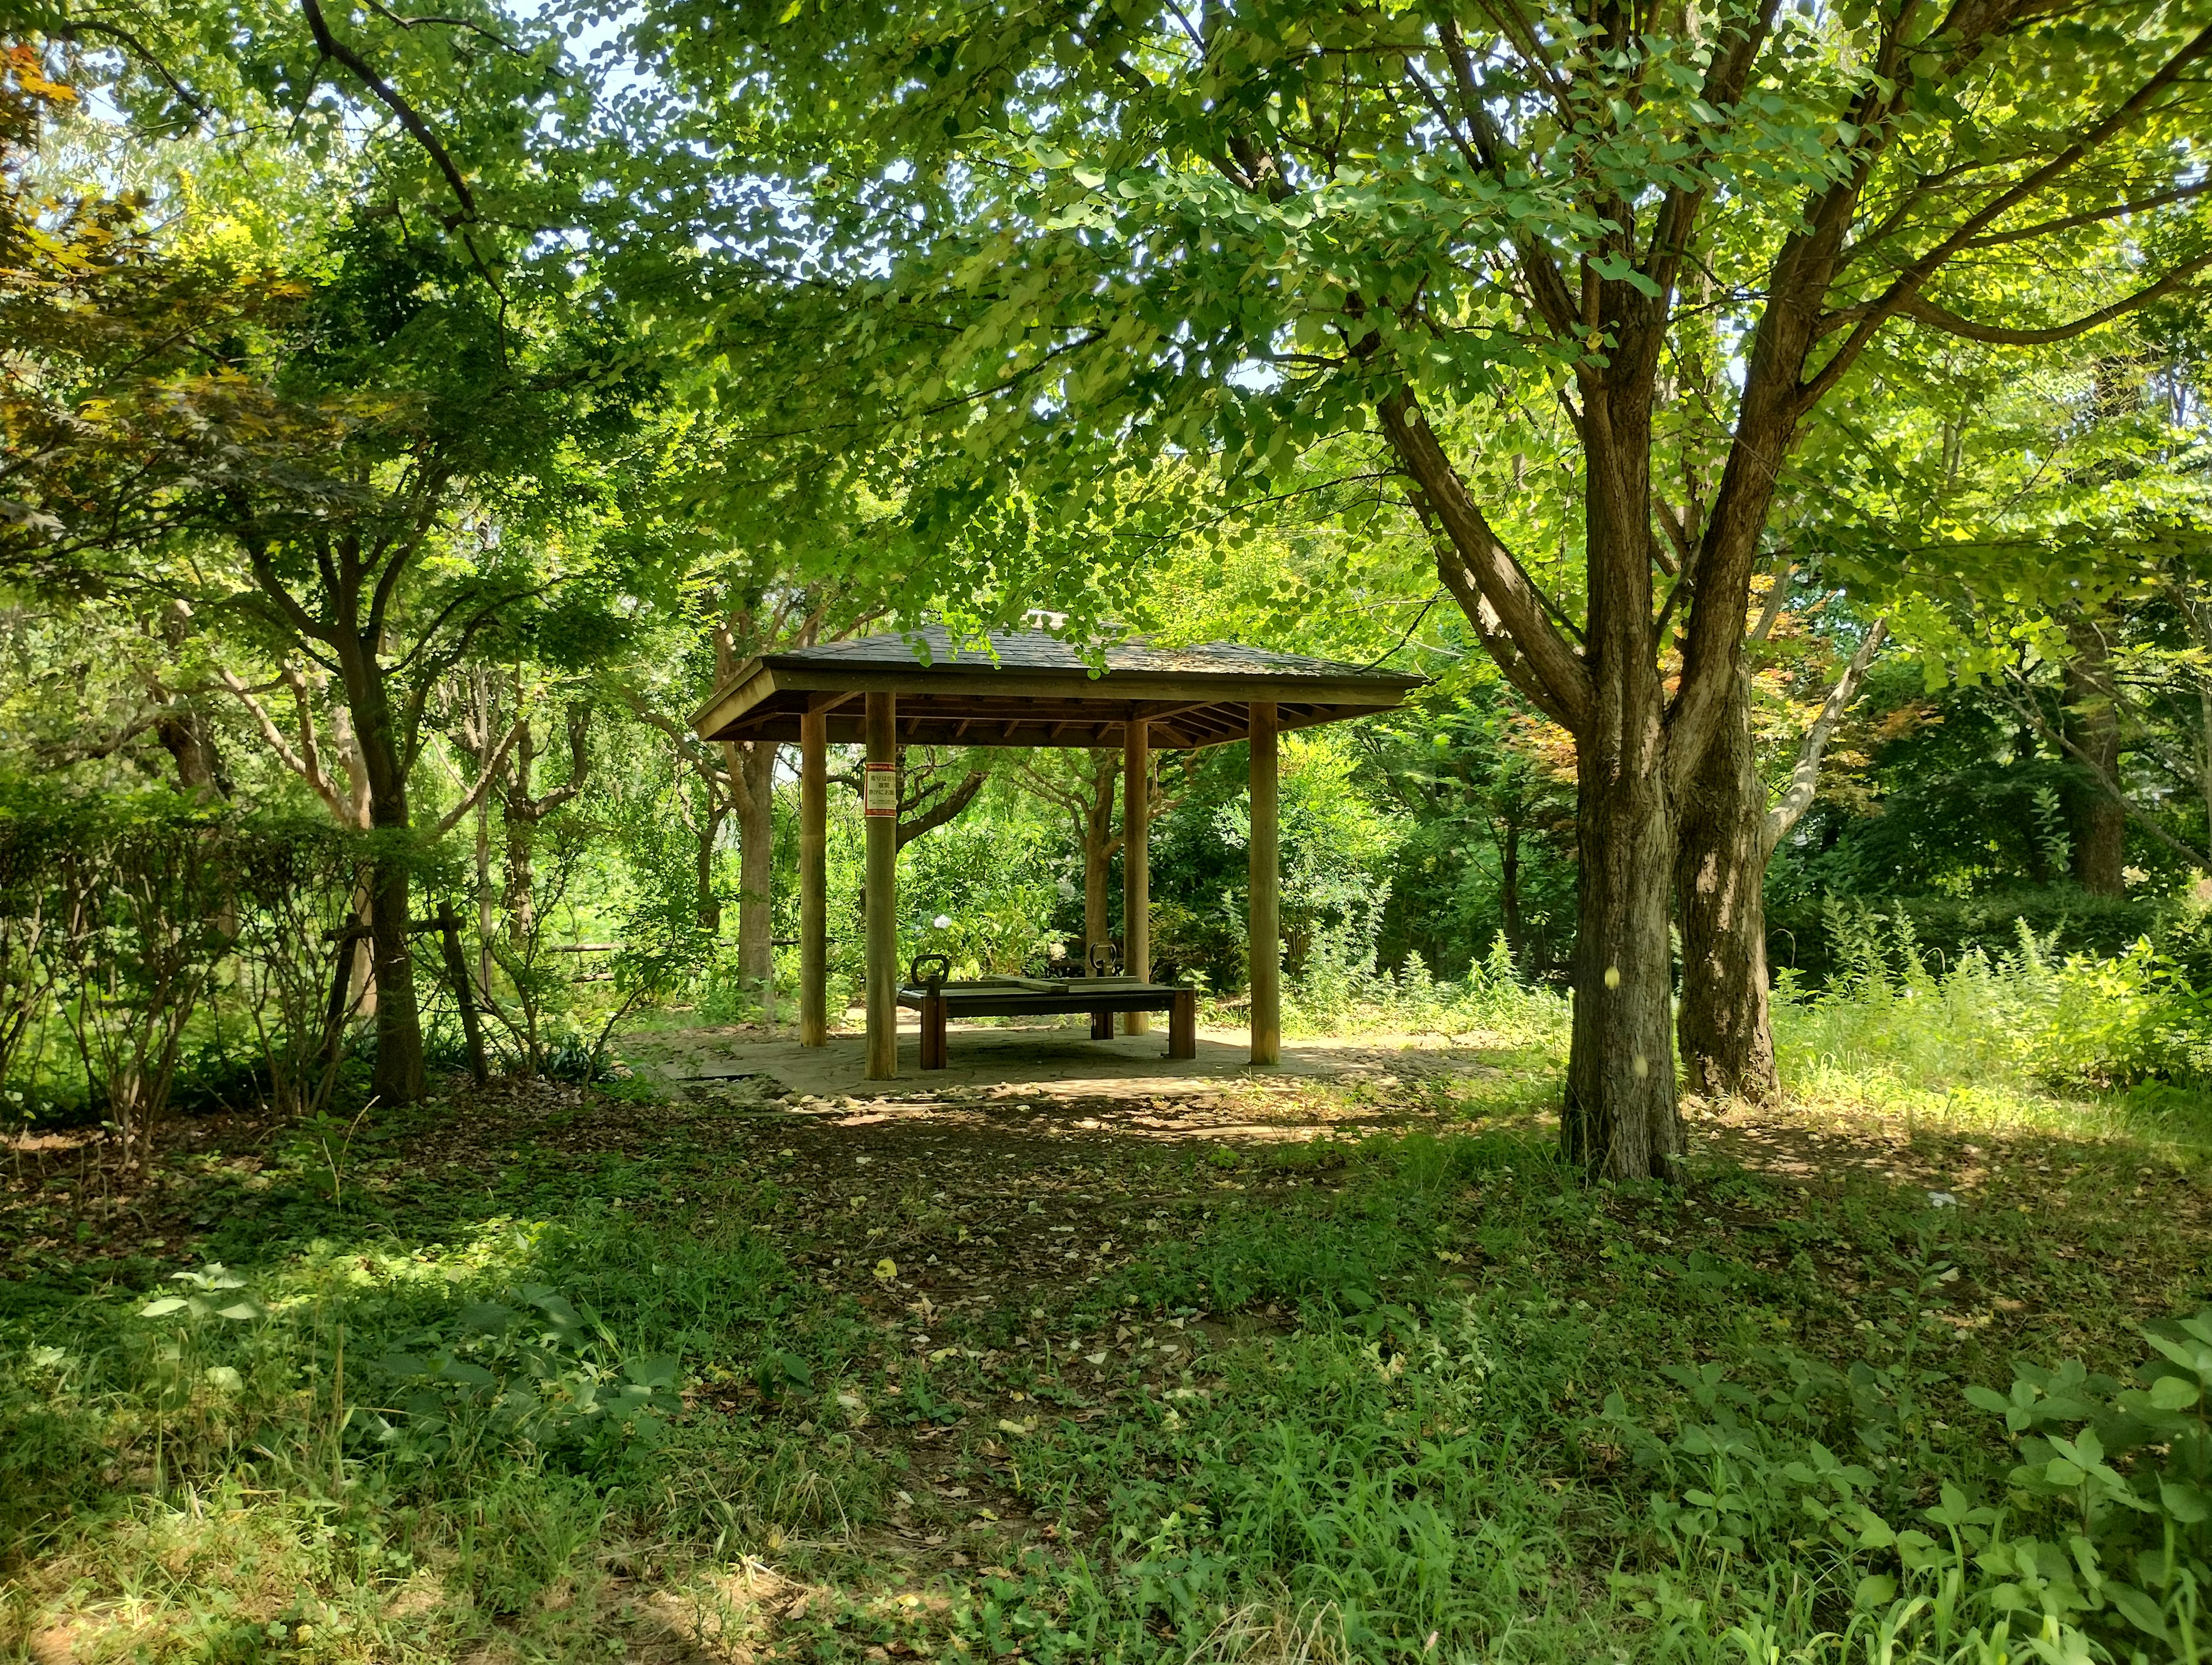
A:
<box><xmin>921</xmin><ymin>991</ymin><xmax>947</xmax><ymax>1070</ymax></box>
<box><xmin>865</xmin><ymin>692</ymin><xmax>899</xmax><ymax>1079</ymax></box>
<box><xmin>1089</xmin><ymin>1008</ymin><xmax>1114</xmax><ymax>1040</ymax></box>
<box><xmin>1123</xmin><ymin>718</ymin><xmax>1150</xmax><ymax>1036</ymax></box>
<box><xmin>1169</xmin><ymin>988</ymin><xmax>1197</xmax><ymax>1060</ymax></box>
<box><xmin>800</xmin><ymin>709</ymin><xmax>828</xmax><ymax>1048</ymax></box>
<box><xmin>1248</xmin><ymin>701</ymin><xmax>1281</xmax><ymax>1065</ymax></box>
<box><xmin>435</xmin><ymin>901</ymin><xmax>489</xmax><ymax>1085</ymax></box>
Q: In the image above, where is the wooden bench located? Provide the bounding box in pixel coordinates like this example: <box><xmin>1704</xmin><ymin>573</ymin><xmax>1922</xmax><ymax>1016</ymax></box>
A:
<box><xmin>895</xmin><ymin>969</ymin><xmax>1198</xmax><ymax>1070</ymax></box>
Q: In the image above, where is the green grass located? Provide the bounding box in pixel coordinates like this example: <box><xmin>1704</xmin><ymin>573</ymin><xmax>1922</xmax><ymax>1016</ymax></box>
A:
<box><xmin>4</xmin><ymin>1002</ymin><xmax>2211</xmax><ymax>1664</ymax></box>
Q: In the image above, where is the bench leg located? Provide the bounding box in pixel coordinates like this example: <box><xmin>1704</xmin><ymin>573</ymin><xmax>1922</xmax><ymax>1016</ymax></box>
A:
<box><xmin>922</xmin><ymin>994</ymin><xmax>947</xmax><ymax>1069</ymax></box>
<box><xmin>1169</xmin><ymin>990</ymin><xmax>1197</xmax><ymax>1060</ymax></box>
<box><xmin>1089</xmin><ymin>1008</ymin><xmax>1113</xmax><ymax>1040</ymax></box>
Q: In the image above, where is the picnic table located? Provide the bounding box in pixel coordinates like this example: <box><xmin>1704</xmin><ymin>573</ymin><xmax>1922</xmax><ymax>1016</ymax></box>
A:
<box><xmin>896</xmin><ymin>959</ymin><xmax>1198</xmax><ymax>1069</ymax></box>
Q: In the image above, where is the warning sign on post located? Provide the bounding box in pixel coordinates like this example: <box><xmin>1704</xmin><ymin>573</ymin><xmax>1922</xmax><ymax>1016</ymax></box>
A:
<box><xmin>863</xmin><ymin>762</ymin><xmax>897</xmax><ymax>817</ymax></box>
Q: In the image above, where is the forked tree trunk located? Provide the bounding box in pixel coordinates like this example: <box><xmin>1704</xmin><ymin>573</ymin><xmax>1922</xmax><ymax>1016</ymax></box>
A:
<box><xmin>695</xmin><ymin>792</ymin><xmax>727</xmax><ymax>933</ymax></box>
<box><xmin>1674</xmin><ymin>674</ymin><xmax>1778</xmax><ymax>1102</ymax></box>
<box><xmin>155</xmin><ymin>710</ymin><xmax>224</xmax><ymax>799</ymax></box>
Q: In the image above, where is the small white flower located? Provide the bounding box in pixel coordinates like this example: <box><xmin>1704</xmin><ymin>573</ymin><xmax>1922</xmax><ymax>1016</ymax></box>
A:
<box><xmin>1926</xmin><ymin>1191</ymin><xmax>1958</xmax><ymax>1209</ymax></box>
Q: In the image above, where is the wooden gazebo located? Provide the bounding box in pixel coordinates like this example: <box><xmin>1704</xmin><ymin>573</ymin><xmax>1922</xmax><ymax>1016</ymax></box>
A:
<box><xmin>691</xmin><ymin>627</ymin><xmax>1422</xmax><ymax>1076</ymax></box>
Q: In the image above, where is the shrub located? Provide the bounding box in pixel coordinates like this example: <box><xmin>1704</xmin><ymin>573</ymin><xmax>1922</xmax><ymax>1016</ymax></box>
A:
<box><xmin>1605</xmin><ymin>1307</ymin><xmax>2212</xmax><ymax>1661</ymax></box>
<box><xmin>1778</xmin><ymin>908</ymin><xmax>2212</xmax><ymax>1096</ymax></box>
<box><xmin>1</xmin><ymin>786</ymin><xmax>384</xmax><ymax>1139</ymax></box>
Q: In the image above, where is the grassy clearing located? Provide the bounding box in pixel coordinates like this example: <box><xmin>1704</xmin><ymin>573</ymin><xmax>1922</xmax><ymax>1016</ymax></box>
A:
<box><xmin>3</xmin><ymin>1003</ymin><xmax>2210</xmax><ymax>1664</ymax></box>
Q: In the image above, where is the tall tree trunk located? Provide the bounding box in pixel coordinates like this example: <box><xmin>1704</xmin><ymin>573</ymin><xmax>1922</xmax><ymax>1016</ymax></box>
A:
<box><xmin>1082</xmin><ymin>785</ymin><xmax>1113</xmax><ymax>955</ymax></box>
<box><xmin>333</xmin><ymin>705</ymin><xmax>377</xmax><ymax>1019</ymax></box>
<box><xmin>1674</xmin><ymin>621</ymin><xmax>1884</xmax><ymax>1101</ymax></box>
<box><xmin>503</xmin><ymin>720</ymin><xmax>539</xmax><ymax>944</ymax></box>
<box><xmin>2064</xmin><ymin>620</ymin><xmax>2126</xmax><ymax>894</ymax></box>
<box><xmin>1384</xmin><ymin>392</ymin><xmax>1685</xmax><ymax>1181</ymax></box>
<box><xmin>1562</xmin><ymin>680</ymin><xmax>1683</xmax><ymax>1178</ymax></box>
<box><xmin>730</xmin><ymin>741</ymin><xmax>778</xmax><ymax>1021</ymax></box>
<box><xmin>335</xmin><ymin>642</ymin><xmax>423</xmax><ymax>1106</ymax></box>
<box><xmin>1554</xmin><ymin>376</ymin><xmax>1684</xmax><ymax>1179</ymax></box>
<box><xmin>1675</xmin><ymin>674</ymin><xmax>1778</xmax><ymax>1102</ymax></box>
<box><xmin>1497</xmin><ymin>811</ymin><xmax>1524</xmax><ymax>964</ymax></box>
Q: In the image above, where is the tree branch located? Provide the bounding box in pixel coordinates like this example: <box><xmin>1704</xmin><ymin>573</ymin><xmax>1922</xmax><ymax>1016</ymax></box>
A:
<box><xmin>1762</xmin><ymin>618</ymin><xmax>1887</xmax><ymax>856</ymax></box>
<box><xmin>896</xmin><ymin>769</ymin><xmax>987</xmax><ymax>848</ymax></box>
<box><xmin>1379</xmin><ymin>390</ymin><xmax>1593</xmax><ymax>731</ymax></box>
<box><xmin>218</xmin><ymin>665</ymin><xmax>350</xmax><ymax>822</ymax></box>
<box><xmin>297</xmin><ymin>0</ymin><xmax>479</xmax><ymax>222</ymax></box>
<box><xmin>431</xmin><ymin>712</ymin><xmax>527</xmax><ymax>836</ymax></box>
<box><xmin>1802</xmin><ymin>21</ymin><xmax>2212</xmax><ymax>408</ymax></box>
<box><xmin>1878</xmin><ymin>253</ymin><xmax>2212</xmax><ymax>345</ymax></box>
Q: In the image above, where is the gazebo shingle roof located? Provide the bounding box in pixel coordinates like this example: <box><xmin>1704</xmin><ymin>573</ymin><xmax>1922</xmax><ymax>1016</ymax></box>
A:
<box><xmin>692</xmin><ymin>626</ymin><xmax>1423</xmax><ymax>749</ymax></box>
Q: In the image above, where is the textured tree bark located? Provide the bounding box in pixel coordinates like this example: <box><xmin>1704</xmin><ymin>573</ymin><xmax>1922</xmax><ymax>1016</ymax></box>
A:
<box><xmin>334</xmin><ymin>638</ymin><xmax>424</xmax><ymax>1107</ymax></box>
<box><xmin>800</xmin><ymin>711</ymin><xmax>828</xmax><ymax>1046</ymax></box>
<box><xmin>1561</xmin><ymin>367</ymin><xmax>1687</xmax><ymax>1178</ymax></box>
<box><xmin>1043</xmin><ymin>749</ymin><xmax>1123</xmax><ymax>955</ymax></box>
<box><xmin>154</xmin><ymin>710</ymin><xmax>224</xmax><ymax>798</ymax></box>
<box><xmin>1559</xmin><ymin>669</ymin><xmax>1683</xmax><ymax>1179</ymax></box>
<box><xmin>1248</xmin><ymin>703</ymin><xmax>1280</xmax><ymax>1066</ymax></box>
<box><xmin>1384</xmin><ymin>390</ymin><xmax>1684</xmax><ymax>1180</ymax></box>
<box><xmin>1082</xmin><ymin>783</ymin><xmax>1114</xmax><ymax>955</ymax></box>
<box><xmin>1674</xmin><ymin>621</ymin><xmax>1885</xmax><ymax>1101</ymax></box>
<box><xmin>1674</xmin><ymin>674</ymin><xmax>1778</xmax><ymax>1102</ymax></box>
<box><xmin>730</xmin><ymin>739</ymin><xmax>779</xmax><ymax>1022</ymax></box>
<box><xmin>2064</xmin><ymin>620</ymin><xmax>2126</xmax><ymax>895</ymax></box>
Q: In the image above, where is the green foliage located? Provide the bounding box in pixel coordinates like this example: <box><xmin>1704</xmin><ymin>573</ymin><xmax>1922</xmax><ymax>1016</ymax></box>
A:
<box><xmin>1961</xmin><ymin>1312</ymin><xmax>2212</xmax><ymax>1654</ymax></box>
<box><xmin>899</xmin><ymin>789</ymin><xmax>1063</xmax><ymax>977</ymax></box>
<box><xmin>1779</xmin><ymin>905</ymin><xmax>2212</xmax><ymax>1101</ymax></box>
<box><xmin>0</xmin><ymin>785</ymin><xmax>365</xmax><ymax>1140</ymax></box>
<box><xmin>367</xmin><ymin>1284</ymin><xmax>682</xmax><ymax>1470</ymax></box>
<box><xmin>922</xmin><ymin>1130</ymin><xmax>2212</xmax><ymax>1664</ymax></box>
<box><xmin>1595</xmin><ymin>1308</ymin><xmax>2212</xmax><ymax>1661</ymax></box>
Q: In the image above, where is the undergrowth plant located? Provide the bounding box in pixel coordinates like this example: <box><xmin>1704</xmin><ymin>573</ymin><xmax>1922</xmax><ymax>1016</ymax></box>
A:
<box><xmin>1281</xmin><ymin>932</ymin><xmax>1569</xmax><ymax>1045</ymax></box>
<box><xmin>1778</xmin><ymin>909</ymin><xmax>2212</xmax><ymax>1149</ymax></box>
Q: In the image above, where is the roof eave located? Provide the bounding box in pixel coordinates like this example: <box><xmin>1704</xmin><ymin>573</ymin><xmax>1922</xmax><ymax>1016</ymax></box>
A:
<box><xmin>688</xmin><ymin>653</ymin><xmax>1427</xmax><ymax>744</ymax></box>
